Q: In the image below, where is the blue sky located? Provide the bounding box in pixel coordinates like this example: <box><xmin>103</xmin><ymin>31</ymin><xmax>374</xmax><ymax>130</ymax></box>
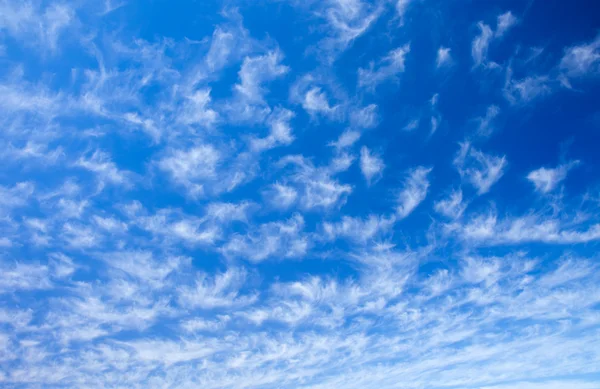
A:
<box><xmin>1</xmin><ymin>0</ymin><xmax>600</xmax><ymax>388</ymax></box>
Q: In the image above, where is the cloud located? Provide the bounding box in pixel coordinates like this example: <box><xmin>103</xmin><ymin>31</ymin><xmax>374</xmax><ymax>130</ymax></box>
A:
<box><xmin>277</xmin><ymin>155</ymin><xmax>353</xmax><ymax>211</ymax></box>
<box><xmin>436</xmin><ymin>46</ymin><xmax>452</xmax><ymax>68</ymax></box>
<box><xmin>177</xmin><ymin>89</ymin><xmax>219</xmax><ymax>127</ymax></box>
<box><xmin>264</xmin><ymin>183</ymin><xmax>299</xmax><ymax>209</ymax></box>
<box><xmin>350</xmin><ymin>104</ymin><xmax>379</xmax><ymax>129</ymax></box>
<box><xmin>359</xmin><ymin>146</ymin><xmax>385</xmax><ymax>185</ymax></box>
<box><xmin>0</xmin><ymin>182</ymin><xmax>34</xmax><ymax>213</ymax></box>
<box><xmin>454</xmin><ymin>142</ymin><xmax>507</xmax><ymax>195</ymax></box>
<box><xmin>250</xmin><ymin>108</ymin><xmax>295</xmax><ymax>152</ymax></box>
<box><xmin>158</xmin><ymin>144</ymin><xmax>221</xmax><ymax>197</ymax></box>
<box><xmin>403</xmin><ymin>118</ymin><xmax>420</xmax><ymax>131</ymax></box>
<box><xmin>476</xmin><ymin>105</ymin><xmax>500</xmax><ymax>136</ymax></box>
<box><xmin>235</xmin><ymin>50</ymin><xmax>289</xmax><ymax>104</ymax></box>
<box><xmin>221</xmin><ymin>214</ymin><xmax>309</xmax><ymax>262</ymax></box>
<box><xmin>429</xmin><ymin>93</ymin><xmax>442</xmax><ymax>134</ymax></box>
<box><xmin>395</xmin><ymin>0</ymin><xmax>412</xmax><ymax>20</ymax></box>
<box><xmin>527</xmin><ymin>161</ymin><xmax>580</xmax><ymax>193</ymax></box>
<box><xmin>358</xmin><ymin>44</ymin><xmax>410</xmax><ymax>90</ymax></box>
<box><xmin>290</xmin><ymin>76</ymin><xmax>340</xmax><ymax>120</ymax></box>
<box><xmin>472</xmin><ymin>11</ymin><xmax>517</xmax><ymax>67</ymax></box>
<box><xmin>453</xmin><ymin>212</ymin><xmax>600</xmax><ymax>245</ymax></box>
<box><xmin>0</xmin><ymin>261</ymin><xmax>51</xmax><ymax>293</ymax></box>
<box><xmin>2</xmin><ymin>2</ymin><xmax>600</xmax><ymax>388</ymax></box>
<box><xmin>315</xmin><ymin>0</ymin><xmax>384</xmax><ymax>59</ymax></box>
<box><xmin>504</xmin><ymin>68</ymin><xmax>553</xmax><ymax>104</ymax></box>
<box><xmin>560</xmin><ymin>34</ymin><xmax>600</xmax><ymax>78</ymax></box>
<box><xmin>122</xmin><ymin>201</ymin><xmax>249</xmax><ymax>246</ymax></box>
<box><xmin>177</xmin><ymin>268</ymin><xmax>257</xmax><ymax>309</ymax></box>
<box><xmin>472</xmin><ymin>22</ymin><xmax>494</xmax><ymax>67</ymax></box>
<box><xmin>330</xmin><ymin>130</ymin><xmax>361</xmax><ymax>149</ymax></box>
<box><xmin>396</xmin><ymin>166</ymin><xmax>432</xmax><ymax>219</ymax></box>
<box><xmin>222</xmin><ymin>49</ymin><xmax>289</xmax><ymax>124</ymax></box>
<box><xmin>303</xmin><ymin>87</ymin><xmax>336</xmax><ymax>116</ymax></box>
<box><xmin>0</xmin><ymin>1</ymin><xmax>75</xmax><ymax>53</ymax></box>
<box><xmin>322</xmin><ymin>214</ymin><xmax>395</xmax><ymax>243</ymax></box>
<box><xmin>187</xmin><ymin>14</ymin><xmax>256</xmax><ymax>85</ymax></box>
<box><xmin>0</xmin><ymin>141</ymin><xmax>64</xmax><ymax>166</ymax></box>
<box><xmin>434</xmin><ymin>189</ymin><xmax>467</xmax><ymax>219</ymax></box>
<box><xmin>75</xmin><ymin>150</ymin><xmax>132</xmax><ymax>189</ymax></box>
<box><xmin>495</xmin><ymin>11</ymin><xmax>518</xmax><ymax>38</ymax></box>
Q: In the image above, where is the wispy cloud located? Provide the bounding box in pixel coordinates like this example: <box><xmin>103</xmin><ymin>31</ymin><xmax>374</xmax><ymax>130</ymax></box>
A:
<box><xmin>396</xmin><ymin>166</ymin><xmax>432</xmax><ymax>219</ymax></box>
<box><xmin>358</xmin><ymin>44</ymin><xmax>410</xmax><ymax>90</ymax></box>
<box><xmin>472</xmin><ymin>22</ymin><xmax>494</xmax><ymax>67</ymax></box>
<box><xmin>436</xmin><ymin>46</ymin><xmax>452</xmax><ymax>68</ymax></box>
<box><xmin>527</xmin><ymin>161</ymin><xmax>580</xmax><ymax>193</ymax></box>
<box><xmin>2</xmin><ymin>2</ymin><xmax>600</xmax><ymax>388</ymax></box>
<box><xmin>560</xmin><ymin>34</ymin><xmax>600</xmax><ymax>78</ymax></box>
<box><xmin>454</xmin><ymin>142</ymin><xmax>507</xmax><ymax>194</ymax></box>
<box><xmin>359</xmin><ymin>146</ymin><xmax>385</xmax><ymax>185</ymax></box>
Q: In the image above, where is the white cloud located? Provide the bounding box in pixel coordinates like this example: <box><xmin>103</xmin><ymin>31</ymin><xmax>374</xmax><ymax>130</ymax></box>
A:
<box><xmin>454</xmin><ymin>142</ymin><xmax>506</xmax><ymax>195</ymax></box>
<box><xmin>358</xmin><ymin>44</ymin><xmax>410</xmax><ymax>90</ymax></box>
<box><xmin>396</xmin><ymin>0</ymin><xmax>412</xmax><ymax>20</ymax></box>
<box><xmin>103</xmin><ymin>251</ymin><xmax>188</xmax><ymax>289</ymax></box>
<box><xmin>188</xmin><ymin>17</ymin><xmax>255</xmax><ymax>85</ymax></box>
<box><xmin>234</xmin><ymin>50</ymin><xmax>289</xmax><ymax>104</ymax></box>
<box><xmin>0</xmin><ymin>1</ymin><xmax>75</xmax><ymax>53</ymax></box>
<box><xmin>205</xmin><ymin>201</ymin><xmax>253</xmax><ymax>223</ymax></box>
<box><xmin>455</xmin><ymin>212</ymin><xmax>600</xmax><ymax>246</ymax></box>
<box><xmin>124</xmin><ymin>205</ymin><xmax>225</xmax><ymax>246</ymax></box>
<box><xmin>177</xmin><ymin>89</ymin><xmax>219</xmax><ymax>127</ymax></box>
<box><xmin>350</xmin><ymin>104</ymin><xmax>379</xmax><ymax>129</ymax></box>
<box><xmin>178</xmin><ymin>268</ymin><xmax>257</xmax><ymax>309</ymax></box>
<box><xmin>434</xmin><ymin>189</ymin><xmax>467</xmax><ymax>219</ymax></box>
<box><xmin>181</xmin><ymin>316</ymin><xmax>230</xmax><ymax>333</ymax></box>
<box><xmin>158</xmin><ymin>145</ymin><xmax>221</xmax><ymax>197</ymax></box>
<box><xmin>436</xmin><ymin>46</ymin><xmax>452</xmax><ymax>68</ymax></box>
<box><xmin>289</xmin><ymin>74</ymin><xmax>346</xmax><ymax>121</ymax></box>
<box><xmin>495</xmin><ymin>11</ymin><xmax>518</xmax><ymax>38</ymax></box>
<box><xmin>76</xmin><ymin>150</ymin><xmax>131</xmax><ymax>189</ymax></box>
<box><xmin>429</xmin><ymin>93</ymin><xmax>442</xmax><ymax>134</ymax></box>
<box><xmin>504</xmin><ymin>68</ymin><xmax>553</xmax><ymax>104</ymax></box>
<box><xmin>0</xmin><ymin>262</ymin><xmax>51</xmax><ymax>293</ymax></box>
<box><xmin>0</xmin><ymin>182</ymin><xmax>34</xmax><ymax>213</ymax></box>
<box><xmin>2</xmin><ymin>4</ymin><xmax>600</xmax><ymax>389</ymax></box>
<box><xmin>403</xmin><ymin>118</ymin><xmax>420</xmax><ymax>131</ymax></box>
<box><xmin>221</xmin><ymin>214</ymin><xmax>309</xmax><ymax>262</ymax></box>
<box><xmin>277</xmin><ymin>155</ymin><xmax>353</xmax><ymax>211</ymax></box>
<box><xmin>430</xmin><ymin>116</ymin><xmax>440</xmax><ymax>134</ymax></box>
<box><xmin>472</xmin><ymin>11</ymin><xmax>517</xmax><ymax>67</ymax></box>
<box><xmin>0</xmin><ymin>78</ymin><xmax>62</xmax><ymax>116</ymax></box>
<box><xmin>396</xmin><ymin>166</ymin><xmax>432</xmax><ymax>219</ymax></box>
<box><xmin>322</xmin><ymin>214</ymin><xmax>395</xmax><ymax>243</ymax></box>
<box><xmin>330</xmin><ymin>130</ymin><xmax>361</xmax><ymax>149</ymax></box>
<box><xmin>204</xmin><ymin>22</ymin><xmax>252</xmax><ymax>74</ymax></box>
<box><xmin>250</xmin><ymin>108</ymin><xmax>295</xmax><ymax>152</ymax></box>
<box><xmin>476</xmin><ymin>105</ymin><xmax>500</xmax><ymax>136</ymax></box>
<box><xmin>62</xmin><ymin>223</ymin><xmax>98</xmax><ymax>248</ymax></box>
<box><xmin>316</xmin><ymin>0</ymin><xmax>383</xmax><ymax>59</ymax></box>
<box><xmin>264</xmin><ymin>183</ymin><xmax>299</xmax><ymax>209</ymax></box>
<box><xmin>560</xmin><ymin>35</ymin><xmax>600</xmax><ymax>78</ymax></box>
<box><xmin>0</xmin><ymin>141</ymin><xmax>64</xmax><ymax>165</ymax></box>
<box><xmin>304</xmin><ymin>87</ymin><xmax>335</xmax><ymax>115</ymax></box>
<box><xmin>527</xmin><ymin>161</ymin><xmax>580</xmax><ymax>193</ymax></box>
<box><xmin>478</xmin><ymin>380</ymin><xmax>600</xmax><ymax>389</ymax></box>
<box><xmin>472</xmin><ymin>22</ymin><xmax>494</xmax><ymax>67</ymax></box>
<box><xmin>329</xmin><ymin>151</ymin><xmax>355</xmax><ymax>173</ymax></box>
<box><xmin>359</xmin><ymin>146</ymin><xmax>385</xmax><ymax>185</ymax></box>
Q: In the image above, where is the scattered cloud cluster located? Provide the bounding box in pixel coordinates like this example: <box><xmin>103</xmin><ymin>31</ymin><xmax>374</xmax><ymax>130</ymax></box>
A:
<box><xmin>1</xmin><ymin>1</ymin><xmax>599</xmax><ymax>388</ymax></box>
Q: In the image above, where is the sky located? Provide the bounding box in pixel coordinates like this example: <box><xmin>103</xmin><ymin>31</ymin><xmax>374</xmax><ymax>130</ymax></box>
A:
<box><xmin>1</xmin><ymin>0</ymin><xmax>600</xmax><ymax>388</ymax></box>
